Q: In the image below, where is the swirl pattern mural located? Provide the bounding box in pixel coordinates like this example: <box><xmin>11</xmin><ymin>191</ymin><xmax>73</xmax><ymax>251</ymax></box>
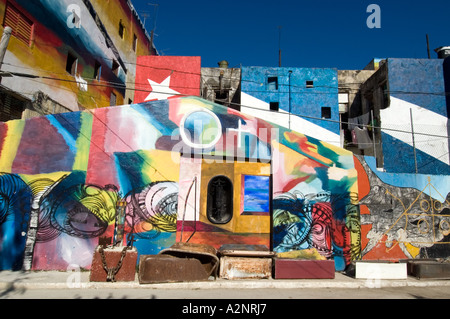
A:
<box><xmin>0</xmin><ymin>96</ymin><xmax>448</xmax><ymax>272</ymax></box>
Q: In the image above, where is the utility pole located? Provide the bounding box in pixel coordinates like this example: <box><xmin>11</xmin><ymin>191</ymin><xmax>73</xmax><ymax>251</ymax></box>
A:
<box><xmin>288</xmin><ymin>70</ymin><xmax>292</xmax><ymax>129</ymax></box>
<box><xmin>278</xmin><ymin>26</ymin><xmax>282</xmax><ymax>67</ymax></box>
<box><xmin>0</xmin><ymin>27</ymin><xmax>12</xmax><ymax>67</ymax></box>
<box><xmin>410</xmin><ymin>108</ymin><xmax>418</xmax><ymax>173</ymax></box>
<box><xmin>0</xmin><ymin>27</ymin><xmax>12</xmax><ymax>82</ymax></box>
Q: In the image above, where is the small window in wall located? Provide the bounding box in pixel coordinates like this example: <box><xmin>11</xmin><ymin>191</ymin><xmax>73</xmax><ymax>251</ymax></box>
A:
<box><xmin>207</xmin><ymin>176</ymin><xmax>233</xmax><ymax>224</ymax></box>
<box><xmin>380</xmin><ymin>82</ymin><xmax>389</xmax><ymax>109</ymax></box>
<box><xmin>112</xmin><ymin>60</ymin><xmax>120</xmax><ymax>77</ymax></box>
<box><xmin>321</xmin><ymin>107</ymin><xmax>331</xmax><ymax>119</ymax></box>
<box><xmin>94</xmin><ymin>61</ymin><xmax>102</xmax><ymax>81</ymax></box>
<box><xmin>269</xmin><ymin>102</ymin><xmax>279</xmax><ymax>112</ymax></box>
<box><xmin>306</xmin><ymin>80</ymin><xmax>314</xmax><ymax>88</ymax></box>
<box><xmin>133</xmin><ymin>34</ymin><xmax>138</xmax><ymax>52</ymax></box>
<box><xmin>110</xmin><ymin>92</ymin><xmax>117</xmax><ymax>106</ymax></box>
<box><xmin>268</xmin><ymin>77</ymin><xmax>278</xmax><ymax>90</ymax></box>
<box><xmin>118</xmin><ymin>20</ymin><xmax>125</xmax><ymax>39</ymax></box>
<box><xmin>0</xmin><ymin>91</ymin><xmax>26</xmax><ymax>122</ymax></box>
<box><xmin>214</xmin><ymin>89</ymin><xmax>229</xmax><ymax>104</ymax></box>
<box><xmin>66</xmin><ymin>52</ymin><xmax>78</xmax><ymax>75</ymax></box>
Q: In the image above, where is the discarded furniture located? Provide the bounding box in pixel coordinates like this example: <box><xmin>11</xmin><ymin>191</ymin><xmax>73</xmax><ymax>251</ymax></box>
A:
<box><xmin>407</xmin><ymin>259</ymin><xmax>450</xmax><ymax>279</ymax></box>
<box><xmin>218</xmin><ymin>244</ymin><xmax>274</xmax><ymax>280</ymax></box>
<box><xmin>138</xmin><ymin>242</ymin><xmax>219</xmax><ymax>284</ymax></box>
<box><xmin>90</xmin><ymin>246</ymin><xmax>138</xmax><ymax>282</ymax></box>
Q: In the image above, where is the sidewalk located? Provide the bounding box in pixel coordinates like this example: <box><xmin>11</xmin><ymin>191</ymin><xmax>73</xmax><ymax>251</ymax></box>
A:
<box><xmin>1</xmin><ymin>270</ymin><xmax>450</xmax><ymax>290</ymax></box>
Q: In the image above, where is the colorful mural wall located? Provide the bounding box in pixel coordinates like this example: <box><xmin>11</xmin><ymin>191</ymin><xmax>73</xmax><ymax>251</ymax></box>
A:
<box><xmin>379</xmin><ymin>58</ymin><xmax>449</xmax><ymax>175</ymax></box>
<box><xmin>356</xmin><ymin>155</ymin><xmax>450</xmax><ymax>261</ymax></box>
<box><xmin>240</xmin><ymin>66</ymin><xmax>341</xmax><ymax>147</ymax></box>
<box><xmin>0</xmin><ymin>95</ymin><xmax>448</xmax><ymax>272</ymax></box>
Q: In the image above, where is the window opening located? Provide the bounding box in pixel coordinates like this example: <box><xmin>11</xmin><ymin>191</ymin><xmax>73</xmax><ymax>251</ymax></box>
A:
<box><xmin>268</xmin><ymin>77</ymin><xmax>278</xmax><ymax>90</ymax></box>
<box><xmin>207</xmin><ymin>176</ymin><xmax>233</xmax><ymax>224</ymax></box>
<box><xmin>94</xmin><ymin>61</ymin><xmax>102</xmax><ymax>81</ymax></box>
<box><xmin>110</xmin><ymin>92</ymin><xmax>117</xmax><ymax>106</ymax></box>
<box><xmin>3</xmin><ymin>2</ymin><xmax>34</xmax><ymax>46</ymax></box>
<box><xmin>119</xmin><ymin>20</ymin><xmax>125</xmax><ymax>39</ymax></box>
<box><xmin>112</xmin><ymin>60</ymin><xmax>120</xmax><ymax>77</ymax></box>
<box><xmin>270</xmin><ymin>102</ymin><xmax>279</xmax><ymax>112</ymax></box>
<box><xmin>321</xmin><ymin>106</ymin><xmax>331</xmax><ymax>119</ymax></box>
<box><xmin>133</xmin><ymin>34</ymin><xmax>137</xmax><ymax>52</ymax></box>
<box><xmin>66</xmin><ymin>52</ymin><xmax>78</xmax><ymax>75</ymax></box>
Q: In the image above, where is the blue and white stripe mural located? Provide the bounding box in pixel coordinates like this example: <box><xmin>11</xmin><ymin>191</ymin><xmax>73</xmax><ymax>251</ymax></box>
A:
<box><xmin>380</xmin><ymin>58</ymin><xmax>449</xmax><ymax>175</ymax></box>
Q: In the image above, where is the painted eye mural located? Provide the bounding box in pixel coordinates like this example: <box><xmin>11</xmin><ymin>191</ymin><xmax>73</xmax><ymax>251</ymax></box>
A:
<box><xmin>0</xmin><ymin>95</ymin><xmax>448</xmax><ymax>272</ymax></box>
<box><xmin>125</xmin><ymin>181</ymin><xmax>179</xmax><ymax>238</ymax></box>
<box><xmin>36</xmin><ymin>183</ymin><xmax>118</xmax><ymax>242</ymax></box>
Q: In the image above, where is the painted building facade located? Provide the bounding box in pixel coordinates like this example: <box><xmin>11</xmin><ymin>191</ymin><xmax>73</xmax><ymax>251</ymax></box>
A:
<box><xmin>201</xmin><ymin>62</ymin><xmax>241</xmax><ymax>110</ymax></box>
<box><xmin>134</xmin><ymin>55</ymin><xmax>201</xmax><ymax>104</ymax></box>
<box><xmin>0</xmin><ymin>0</ymin><xmax>154</xmax><ymax>121</ymax></box>
<box><xmin>240</xmin><ymin>66</ymin><xmax>341</xmax><ymax>148</ymax></box>
<box><xmin>357</xmin><ymin>58</ymin><xmax>450</xmax><ymax>175</ymax></box>
<box><xmin>0</xmin><ymin>95</ymin><xmax>448</xmax><ymax>273</ymax></box>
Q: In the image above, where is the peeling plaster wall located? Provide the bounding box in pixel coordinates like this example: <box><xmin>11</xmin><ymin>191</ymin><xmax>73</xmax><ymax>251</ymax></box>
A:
<box><xmin>0</xmin><ymin>0</ymin><xmax>152</xmax><ymax>112</ymax></box>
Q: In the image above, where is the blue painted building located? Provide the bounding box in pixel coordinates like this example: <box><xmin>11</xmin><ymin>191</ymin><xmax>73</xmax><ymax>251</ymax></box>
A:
<box><xmin>360</xmin><ymin>57</ymin><xmax>450</xmax><ymax>175</ymax></box>
<box><xmin>240</xmin><ymin>66</ymin><xmax>341</xmax><ymax>147</ymax></box>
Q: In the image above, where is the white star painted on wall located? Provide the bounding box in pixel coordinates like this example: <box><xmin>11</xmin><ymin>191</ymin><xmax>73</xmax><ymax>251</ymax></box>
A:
<box><xmin>144</xmin><ymin>75</ymin><xmax>181</xmax><ymax>101</ymax></box>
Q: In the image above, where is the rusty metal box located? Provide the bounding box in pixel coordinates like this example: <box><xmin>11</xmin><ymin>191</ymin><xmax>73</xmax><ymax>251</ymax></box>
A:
<box><xmin>407</xmin><ymin>260</ymin><xmax>450</xmax><ymax>279</ymax></box>
<box><xmin>219</xmin><ymin>256</ymin><xmax>272</xmax><ymax>280</ymax></box>
<box><xmin>90</xmin><ymin>247</ymin><xmax>138</xmax><ymax>282</ymax></box>
<box><xmin>274</xmin><ymin>258</ymin><xmax>335</xmax><ymax>279</ymax></box>
<box><xmin>139</xmin><ymin>255</ymin><xmax>211</xmax><ymax>284</ymax></box>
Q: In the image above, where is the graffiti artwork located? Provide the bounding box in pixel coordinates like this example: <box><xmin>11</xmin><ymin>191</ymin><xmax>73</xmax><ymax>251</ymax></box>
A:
<box><xmin>273</xmin><ymin>191</ymin><xmax>361</xmax><ymax>269</ymax></box>
<box><xmin>0</xmin><ymin>96</ymin><xmax>448</xmax><ymax>272</ymax></box>
<box><xmin>356</xmin><ymin>156</ymin><xmax>450</xmax><ymax>260</ymax></box>
<box><xmin>0</xmin><ymin>173</ymin><xmax>31</xmax><ymax>270</ymax></box>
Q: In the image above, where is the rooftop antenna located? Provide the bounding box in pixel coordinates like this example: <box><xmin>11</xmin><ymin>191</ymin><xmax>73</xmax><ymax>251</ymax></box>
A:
<box><xmin>426</xmin><ymin>34</ymin><xmax>431</xmax><ymax>59</ymax></box>
<box><xmin>147</xmin><ymin>3</ymin><xmax>159</xmax><ymax>50</ymax></box>
<box><xmin>140</xmin><ymin>12</ymin><xmax>150</xmax><ymax>28</ymax></box>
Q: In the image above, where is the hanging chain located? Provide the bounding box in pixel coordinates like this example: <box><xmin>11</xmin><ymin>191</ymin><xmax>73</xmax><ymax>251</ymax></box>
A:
<box><xmin>98</xmin><ymin>245</ymin><xmax>130</xmax><ymax>282</ymax></box>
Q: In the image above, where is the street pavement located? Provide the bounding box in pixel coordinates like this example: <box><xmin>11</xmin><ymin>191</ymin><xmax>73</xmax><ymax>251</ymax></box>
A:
<box><xmin>1</xmin><ymin>268</ymin><xmax>450</xmax><ymax>291</ymax></box>
<box><xmin>1</xmin><ymin>269</ymin><xmax>449</xmax><ymax>317</ymax></box>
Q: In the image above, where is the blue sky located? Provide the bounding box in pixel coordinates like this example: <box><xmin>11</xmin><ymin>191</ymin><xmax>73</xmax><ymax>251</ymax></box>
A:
<box><xmin>133</xmin><ymin>0</ymin><xmax>450</xmax><ymax>70</ymax></box>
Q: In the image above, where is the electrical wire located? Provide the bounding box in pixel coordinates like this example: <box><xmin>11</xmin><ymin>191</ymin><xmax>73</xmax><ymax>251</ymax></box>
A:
<box><xmin>4</xmin><ymin>58</ymin><xmax>450</xmax><ymax>97</ymax></box>
<box><xmin>2</xmin><ymin>65</ymin><xmax>449</xmax><ymax>141</ymax></box>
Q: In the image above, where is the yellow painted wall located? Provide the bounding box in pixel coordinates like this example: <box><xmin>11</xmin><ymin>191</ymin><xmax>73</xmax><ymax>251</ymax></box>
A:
<box><xmin>0</xmin><ymin>0</ymin><xmax>151</xmax><ymax>112</ymax></box>
<box><xmin>200</xmin><ymin>159</ymin><xmax>271</xmax><ymax>235</ymax></box>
